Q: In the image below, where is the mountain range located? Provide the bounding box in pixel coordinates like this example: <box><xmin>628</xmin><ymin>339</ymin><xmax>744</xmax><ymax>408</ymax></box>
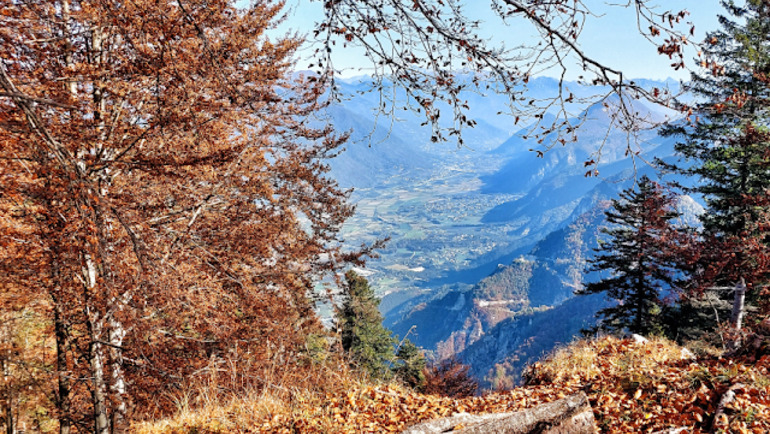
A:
<box><xmin>325</xmin><ymin>75</ymin><xmax>702</xmax><ymax>388</ymax></box>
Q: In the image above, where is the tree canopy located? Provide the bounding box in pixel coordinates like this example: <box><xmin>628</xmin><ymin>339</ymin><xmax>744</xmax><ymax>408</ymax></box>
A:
<box><xmin>316</xmin><ymin>0</ymin><xmax>702</xmax><ymax>153</ymax></box>
<box><xmin>661</xmin><ymin>0</ymin><xmax>770</xmax><ymax>312</ymax></box>
<box><xmin>0</xmin><ymin>0</ymin><xmax>364</xmax><ymax>430</ymax></box>
<box><xmin>338</xmin><ymin>271</ymin><xmax>397</xmax><ymax>380</ymax></box>
<box><xmin>337</xmin><ymin>271</ymin><xmax>427</xmax><ymax>387</ymax></box>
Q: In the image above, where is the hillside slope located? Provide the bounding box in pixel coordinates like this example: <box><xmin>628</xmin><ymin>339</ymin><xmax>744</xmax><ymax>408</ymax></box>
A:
<box><xmin>324</xmin><ymin>105</ymin><xmax>439</xmax><ymax>189</ymax></box>
<box><xmin>136</xmin><ymin>335</ymin><xmax>770</xmax><ymax>433</ymax></box>
<box><xmin>388</xmin><ymin>189</ymin><xmax>703</xmax><ymax>388</ymax></box>
<box><xmin>387</xmin><ymin>203</ymin><xmax>610</xmax><ymax>358</ymax></box>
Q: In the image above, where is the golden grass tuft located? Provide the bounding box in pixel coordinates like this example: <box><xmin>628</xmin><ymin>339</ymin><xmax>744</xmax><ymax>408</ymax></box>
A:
<box><xmin>132</xmin><ymin>348</ymin><xmax>370</xmax><ymax>433</ymax></box>
<box><xmin>132</xmin><ymin>376</ymin><xmax>420</xmax><ymax>433</ymax></box>
<box><xmin>524</xmin><ymin>335</ymin><xmax>692</xmax><ymax>387</ymax></box>
<box><xmin>134</xmin><ymin>388</ymin><xmax>323</xmax><ymax>433</ymax></box>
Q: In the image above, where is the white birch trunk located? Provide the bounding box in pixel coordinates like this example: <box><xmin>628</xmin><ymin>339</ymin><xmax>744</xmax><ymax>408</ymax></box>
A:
<box><xmin>62</xmin><ymin>0</ymin><xmax>76</xmax><ymax>98</ymax></box>
<box><xmin>2</xmin><ymin>357</ymin><xmax>15</xmax><ymax>434</ymax></box>
<box><xmin>731</xmin><ymin>278</ymin><xmax>746</xmax><ymax>331</ymax></box>
<box><xmin>53</xmin><ymin>298</ymin><xmax>72</xmax><ymax>434</ymax></box>
<box><xmin>89</xmin><ymin>23</ymin><xmax>128</xmax><ymax>433</ymax></box>
<box><xmin>108</xmin><ymin>317</ymin><xmax>127</xmax><ymax>433</ymax></box>
<box><xmin>84</xmin><ymin>253</ymin><xmax>110</xmax><ymax>434</ymax></box>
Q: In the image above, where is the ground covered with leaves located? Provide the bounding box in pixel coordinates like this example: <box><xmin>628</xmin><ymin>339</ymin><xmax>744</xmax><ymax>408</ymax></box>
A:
<box><xmin>136</xmin><ymin>336</ymin><xmax>770</xmax><ymax>433</ymax></box>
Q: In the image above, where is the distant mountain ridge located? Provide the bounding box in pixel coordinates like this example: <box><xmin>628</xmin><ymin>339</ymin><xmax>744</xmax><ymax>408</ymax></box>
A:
<box><xmin>481</xmin><ymin>95</ymin><xmax>670</xmax><ymax>195</ymax></box>
<box><xmin>326</xmin><ymin>75</ymin><xmax>699</xmax><ymax>389</ymax></box>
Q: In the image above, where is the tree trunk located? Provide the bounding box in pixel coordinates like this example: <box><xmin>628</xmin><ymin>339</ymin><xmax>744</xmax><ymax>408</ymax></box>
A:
<box><xmin>711</xmin><ymin>383</ymin><xmax>745</xmax><ymax>433</ymax></box>
<box><xmin>53</xmin><ymin>301</ymin><xmax>72</xmax><ymax>434</ymax></box>
<box><xmin>727</xmin><ymin>278</ymin><xmax>747</xmax><ymax>352</ymax></box>
<box><xmin>87</xmin><ymin>318</ymin><xmax>110</xmax><ymax>434</ymax></box>
<box><xmin>401</xmin><ymin>392</ymin><xmax>596</xmax><ymax>434</ymax></box>
<box><xmin>84</xmin><ymin>252</ymin><xmax>110</xmax><ymax>434</ymax></box>
<box><xmin>88</xmin><ymin>22</ymin><xmax>127</xmax><ymax>434</ymax></box>
<box><xmin>731</xmin><ymin>278</ymin><xmax>746</xmax><ymax>331</ymax></box>
<box><xmin>4</xmin><ymin>399</ymin><xmax>12</xmax><ymax>434</ymax></box>
<box><xmin>108</xmin><ymin>319</ymin><xmax>127</xmax><ymax>434</ymax></box>
<box><xmin>4</xmin><ymin>404</ymin><xmax>12</xmax><ymax>434</ymax></box>
<box><xmin>2</xmin><ymin>359</ymin><xmax>14</xmax><ymax>434</ymax></box>
<box><xmin>62</xmin><ymin>0</ymin><xmax>76</xmax><ymax>98</ymax></box>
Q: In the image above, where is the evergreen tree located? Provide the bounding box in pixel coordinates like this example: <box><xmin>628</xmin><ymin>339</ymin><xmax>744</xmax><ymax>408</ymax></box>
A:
<box><xmin>578</xmin><ymin>177</ymin><xmax>684</xmax><ymax>335</ymax></box>
<box><xmin>661</xmin><ymin>0</ymin><xmax>770</xmax><ymax>303</ymax></box>
<box><xmin>337</xmin><ymin>271</ymin><xmax>396</xmax><ymax>380</ymax></box>
<box><xmin>392</xmin><ymin>339</ymin><xmax>426</xmax><ymax>389</ymax></box>
<box><xmin>657</xmin><ymin>2</ymin><xmax>770</xmax><ymax>338</ymax></box>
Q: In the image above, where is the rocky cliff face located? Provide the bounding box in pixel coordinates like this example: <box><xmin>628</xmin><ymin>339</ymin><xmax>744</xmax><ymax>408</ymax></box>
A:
<box><xmin>389</xmin><ymin>192</ymin><xmax>702</xmax><ymax>389</ymax></box>
<box><xmin>460</xmin><ymin>293</ymin><xmax>608</xmax><ymax>389</ymax></box>
<box><xmin>388</xmin><ymin>203</ymin><xmax>608</xmax><ymax>364</ymax></box>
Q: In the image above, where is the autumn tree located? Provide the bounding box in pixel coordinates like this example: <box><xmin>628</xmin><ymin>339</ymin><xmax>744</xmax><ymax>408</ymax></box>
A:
<box><xmin>660</xmin><ymin>0</ymin><xmax>770</xmax><ymax>317</ymax></box>
<box><xmin>578</xmin><ymin>177</ymin><xmax>686</xmax><ymax>336</ymax></box>
<box><xmin>0</xmin><ymin>0</ymin><xmax>363</xmax><ymax>431</ymax></box>
<box><xmin>423</xmin><ymin>358</ymin><xmax>478</xmax><ymax>398</ymax></box>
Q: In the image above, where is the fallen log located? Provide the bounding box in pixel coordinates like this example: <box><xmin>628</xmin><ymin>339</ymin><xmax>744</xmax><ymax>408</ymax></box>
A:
<box><xmin>401</xmin><ymin>392</ymin><xmax>595</xmax><ymax>434</ymax></box>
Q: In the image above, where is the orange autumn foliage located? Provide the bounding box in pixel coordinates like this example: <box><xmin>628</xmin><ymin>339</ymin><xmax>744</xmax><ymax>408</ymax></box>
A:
<box><xmin>0</xmin><ymin>0</ymin><xmax>363</xmax><ymax>431</ymax></box>
<box><xmin>423</xmin><ymin>358</ymin><xmax>478</xmax><ymax>399</ymax></box>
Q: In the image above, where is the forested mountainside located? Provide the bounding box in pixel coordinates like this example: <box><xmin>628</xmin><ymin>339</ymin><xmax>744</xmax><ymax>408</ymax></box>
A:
<box><xmin>345</xmin><ymin>88</ymin><xmax>701</xmax><ymax>389</ymax></box>
<box><xmin>385</xmin><ymin>172</ymin><xmax>703</xmax><ymax>389</ymax></box>
<box><xmin>385</xmin><ymin>205</ymin><xmax>604</xmax><ymax>351</ymax></box>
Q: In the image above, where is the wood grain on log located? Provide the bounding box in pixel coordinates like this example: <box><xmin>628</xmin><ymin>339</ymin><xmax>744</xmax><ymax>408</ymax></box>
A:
<box><xmin>402</xmin><ymin>392</ymin><xmax>596</xmax><ymax>434</ymax></box>
<box><xmin>651</xmin><ymin>428</ymin><xmax>688</xmax><ymax>434</ymax></box>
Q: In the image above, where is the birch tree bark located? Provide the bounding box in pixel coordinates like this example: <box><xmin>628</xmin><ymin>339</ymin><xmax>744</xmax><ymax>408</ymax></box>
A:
<box><xmin>731</xmin><ymin>278</ymin><xmax>746</xmax><ymax>331</ymax></box>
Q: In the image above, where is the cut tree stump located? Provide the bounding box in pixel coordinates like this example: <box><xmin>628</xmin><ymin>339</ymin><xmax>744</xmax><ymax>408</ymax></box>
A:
<box><xmin>401</xmin><ymin>392</ymin><xmax>596</xmax><ymax>434</ymax></box>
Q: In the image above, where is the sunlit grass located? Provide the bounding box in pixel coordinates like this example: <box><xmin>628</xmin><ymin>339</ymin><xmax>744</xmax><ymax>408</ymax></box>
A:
<box><xmin>524</xmin><ymin>335</ymin><xmax>693</xmax><ymax>387</ymax></box>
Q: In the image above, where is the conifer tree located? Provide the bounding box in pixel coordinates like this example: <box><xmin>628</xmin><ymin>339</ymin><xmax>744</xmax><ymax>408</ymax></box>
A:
<box><xmin>578</xmin><ymin>177</ymin><xmax>683</xmax><ymax>335</ymax></box>
<box><xmin>338</xmin><ymin>271</ymin><xmax>397</xmax><ymax>380</ymax></box>
<box><xmin>392</xmin><ymin>339</ymin><xmax>426</xmax><ymax>389</ymax></box>
<box><xmin>661</xmin><ymin>0</ymin><xmax>770</xmax><ymax>309</ymax></box>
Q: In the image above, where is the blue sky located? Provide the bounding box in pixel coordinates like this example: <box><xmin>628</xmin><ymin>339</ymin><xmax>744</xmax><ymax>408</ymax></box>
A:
<box><xmin>248</xmin><ymin>0</ymin><xmax>725</xmax><ymax>81</ymax></box>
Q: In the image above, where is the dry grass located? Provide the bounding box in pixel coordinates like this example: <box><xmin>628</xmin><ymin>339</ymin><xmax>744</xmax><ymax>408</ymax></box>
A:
<box><xmin>134</xmin><ymin>388</ymin><xmax>329</xmax><ymax>433</ymax></box>
<box><xmin>136</xmin><ymin>336</ymin><xmax>770</xmax><ymax>433</ymax></box>
<box><xmin>525</xmin><ymin>336</ymin><xmax>770</xmax><ymax>433</ymax></box>
<box><xmin>133</xmin><ymin>348</ymin><xmax>369</xmax><ymax>433</ymax></box>
<box><xmin>524</xmin><ymin>335</ymin><xmax>694</xmax><ymax>387</ymax></box>
<box><xmin>133</xmin><ymin>377</ymin><xmax>416</xmax><ymax>433</ymax></box>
